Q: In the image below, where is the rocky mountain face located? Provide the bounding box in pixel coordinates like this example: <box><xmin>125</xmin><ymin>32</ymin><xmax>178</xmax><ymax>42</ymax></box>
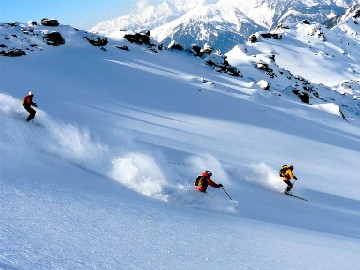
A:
<box><xmin>90</xmin><ymin>0</ymin><xmax>356</xmax><ymax>53</ymax></box>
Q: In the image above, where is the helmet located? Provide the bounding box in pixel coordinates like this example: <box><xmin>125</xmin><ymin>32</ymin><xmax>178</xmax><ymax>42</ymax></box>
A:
<box><xmin>205</xmin><ymin>170</ymin><xmax>212</xmax><ymax>177</ymax></box>
<box><xmin>28</xmin><ymin>91</ymin><xmax>33</xmax><ymax>96</ymax></box>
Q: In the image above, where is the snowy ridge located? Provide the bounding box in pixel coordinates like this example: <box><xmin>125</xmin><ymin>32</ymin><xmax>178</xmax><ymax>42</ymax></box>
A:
<box><xmin>1</xmin><ymin>18</ymin><xmax>360</xmax><ymax>270</ymax></box>
<box><xmin>90</xmin><ymin>0</ymin><xmax>356</xmax><ymax>52</ymax></box>
<box><xmin>90</xmin><ymin>1</ymin><xmax>199</xmax><ymax>35</ymax></box>
<box><xmin>228</xmin><ymin>18</ymin><xmax>360</xmax><ymax>119</ymax></box>
<box><xmin>150</xmin><ymin>1</ymin><xmax>267</xmax><ymax>53</ymax></box>
<box><xmin>332</xmin><ymin>4</ymin><xmax>360</xmax><ymax>42</ymax></box>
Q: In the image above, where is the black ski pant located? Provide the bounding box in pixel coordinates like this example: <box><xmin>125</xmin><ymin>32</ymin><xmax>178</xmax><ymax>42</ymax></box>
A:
<box><xmin>24</xmin><ymin>105</ymin><xmax>36</xmax><ymax>121</ymax></box>
<box><xmin>284</xmin><ymin>180</ymin><xmax>293</xmax><ymax>192</ymax></box>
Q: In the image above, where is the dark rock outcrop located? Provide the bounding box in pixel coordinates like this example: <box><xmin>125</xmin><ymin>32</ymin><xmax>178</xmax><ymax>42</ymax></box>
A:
<box><xmin>124</xmin><ymin>33</ymin><xmax>151</xmax><ymax>45</ymax></box>
<box><xmin>85</xmin><ymin>36</ymin><xmax>108</xmax><ymax>46</ymax></box>
<box><xmin>0</xmin><ymin>48</ymin><xmax>26</xmax><ymax>57</ymax></box>
<box><xmin>116</xmin><ymin>45</ymin><xmax>129</xmax><ymax>51</ymax></box>
<box><xmin>292</xmin><ymin>90</ymin><xmax>310</xmax><ymax>104</ymax></box>
<box><xmin>41</xmin><ymin>19</ymin><xmax>59</xmax><ymax>27</ymax></box>
<box><xmin>169</xmin><ymin>42</ymin><xmax>184</xmax><ymax>51</ymax></box>
<box><xmin>43</xmin><ymin>32</ymin><xmax>65</xmax><ymax>46</ymax></box>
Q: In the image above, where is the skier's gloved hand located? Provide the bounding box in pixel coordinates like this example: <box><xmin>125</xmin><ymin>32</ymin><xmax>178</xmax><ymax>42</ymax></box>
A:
<box><xmin>218</xmin><ymin>184</ymin><xmax>223</xmax><ymax>188</ymax></box>
<box><xmin>33</xmin><ymin>103</ymin><xmax>37</xmax><ymax>107</ymax></box>
<box><xmin>294</xmin><ymin>176</ymin><xmax>298</xmax><ymax>180</ymax></box>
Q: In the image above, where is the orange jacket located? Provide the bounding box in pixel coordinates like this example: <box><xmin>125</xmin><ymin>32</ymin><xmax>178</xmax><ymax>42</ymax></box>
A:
<box><xmin>195</xmin><ymin>172</ymin><xmax>221</xmax><ymax>192</ymax></box>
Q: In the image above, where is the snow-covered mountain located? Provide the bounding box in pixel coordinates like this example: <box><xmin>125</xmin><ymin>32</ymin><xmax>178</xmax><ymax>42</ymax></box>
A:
<box><xmin>90</xmin><ymin>0</ymin><xmax>356</xmax><ymax>52</ymax></box>
<box><xmin>1</xmin><ymin>15</ymin><xmax>360</xmax><ymax>269</ymax></box>
<box><xmin>90</xmin><ymin>0</ymin><xmax>202</xmax><ymax>35</ymax></box>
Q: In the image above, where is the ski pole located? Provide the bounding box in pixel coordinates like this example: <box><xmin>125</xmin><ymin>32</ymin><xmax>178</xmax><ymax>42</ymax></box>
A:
<box><xmin>17</xmin><ymin>111</ymin><xmax>26</xmax><ymax>116</ymax></box>
<box><xmin>222</xmin><ymin>187</ymin><xmax>234</xmax><ymax>202</ymax></box>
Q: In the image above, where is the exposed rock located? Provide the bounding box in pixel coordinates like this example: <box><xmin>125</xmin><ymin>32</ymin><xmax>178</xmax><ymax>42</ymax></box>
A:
<box><xmin>355</xmin><ymin>9</ymin><xmax>360</xmax><ymax>18</ymax></box>
<box><xmin>310</xmin><ymin>25</ymin><xmax>327</xmax><ymax>41</ymax></box>
<box><xmin>116</xmin><ymin>45</ymin><xmax>129</xmax><ymax>51</ymax></box>
<box><xmin>206</xmin><ymin>53</ymin><xmax>241</xmax><ymax>77</ymax></box>
<box><xmin>248</xmin><ymin>34</ymin><xmax>258</xmax><ymax>43</ymax></box>
<box><xmin>124</xmin><ymin>33</ymin><xmax>151</xmax><ymax>45</ymax></box>
<box><xmin>292</xmin><ymin>90</ymin><xmax>310</xmax><ymax>104</ymax></box>
<box><xmin>169</xmin><ymin>42</ymin><xmax>184</xmax><ymax>51</ymax></box>
<box><xmin>255</xmin><ymin>61</ymin><xmax>276</xmax><ymax>78</ymax></box>
<box><xmin>190</xmin><ymin>45</ymin><xmax>202</xmax><ymax>56</ymax></box>
<box><xmin>0</xmin><ymin>48</ymin><xmax>26</xmax><ymax>57</ymax></box>
<box><xmin>276</xmin><ymin>24</ymin><xmax>289</xmax><ymax>30</ymax></box>
<box><xmin>85</xmin><ymin>36</ymin><xmax>108</xmax><ymax>46</ymax></box>
<box><xmin>260</xmin><ymin>33</ymin><xmax>282</xmax><ymax>39</ymax></box>
<box><xmin>41</xmin><ymin>18</ymin><xmax>60</xmax><ymax>27</ymax></box>
<box><xmin>157</xmin><ymin>44</ymin><xmax>165</xmax><ymax>51</ymax></box>
<box><xmin>43</xmin><ymin>32</ymin><xmax>65</xmax><ymax>46</ymax></box>
<box><xmin>7</xmin><ymin>23</ymin><xmax>18</xmax><ymax>27</ymax></box>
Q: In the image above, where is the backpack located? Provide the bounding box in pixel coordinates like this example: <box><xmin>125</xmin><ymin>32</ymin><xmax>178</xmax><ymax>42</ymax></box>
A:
<box><xmin>22</xmin><ymin>96</ymin><xmax>30</xmax><ymax>106</ymax></box>
<box><xmin>194</xmin><ymin>175</ymin><xmax>207</xmax><ymax>188</ymax></box>
<box><xmin>279</xmin><ymin>165</ymin><xmax>289</xmax><ymax>177</ymax></box>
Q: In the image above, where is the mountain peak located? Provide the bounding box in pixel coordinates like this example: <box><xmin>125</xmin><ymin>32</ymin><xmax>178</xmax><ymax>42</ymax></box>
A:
<box><xmin>90</xmin><ymin>0</ymin><xmax>356</xmax><ymax>53</ymax></box>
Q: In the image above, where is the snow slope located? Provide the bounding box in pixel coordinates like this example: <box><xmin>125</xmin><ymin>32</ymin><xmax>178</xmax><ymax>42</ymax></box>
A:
<box><xmin>1</xmin><ymin>22</ymin><xmax>360</xmax><ymax>269</ymax></box>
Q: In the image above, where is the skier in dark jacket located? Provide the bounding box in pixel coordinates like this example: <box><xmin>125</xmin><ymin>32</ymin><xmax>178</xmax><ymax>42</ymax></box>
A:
<box><xmin>194</xmin><ymin>170</ymin><xmax>223</xmax><ymax>192</ymax></box>
<box><xmin>22</xmin><ymin>91</ymin><xmax>37</xmax><ymax>121</ymax></box>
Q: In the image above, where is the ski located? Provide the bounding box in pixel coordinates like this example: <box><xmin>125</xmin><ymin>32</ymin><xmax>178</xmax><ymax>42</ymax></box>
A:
<box><xmin>27</xmin><ymin>120</ymin><xmax>45</xmax><ymax>128</ymax></box>
<box><xmin>285</xmin><ymin>193</ymin><xmax>308</xmax><ymax>201</ymax></box>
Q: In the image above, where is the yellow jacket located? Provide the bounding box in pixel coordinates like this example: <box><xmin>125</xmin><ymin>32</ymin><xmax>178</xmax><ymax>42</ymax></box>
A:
<box><xmin>283</xmin><ymin>168</ymin><xmax>294</xmax><ymax>181</ymax></box>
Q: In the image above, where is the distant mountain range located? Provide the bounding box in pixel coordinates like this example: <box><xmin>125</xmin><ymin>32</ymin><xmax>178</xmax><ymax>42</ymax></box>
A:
<box><xmin>90</xmin><ymin>0</ymin><xmax>357</xmax><ymax>52</ymax></box>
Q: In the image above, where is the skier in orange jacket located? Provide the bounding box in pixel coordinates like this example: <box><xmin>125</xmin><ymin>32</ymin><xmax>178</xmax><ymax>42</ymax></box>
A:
<box><xmin>194</xmin><ymin>170</ymin><xmax>223</xmax><ymax>192</ymax></box>
<box><xmin>22</xmin><ymin>91</ymin><xmax>37</xmax><ymax>121</ymax></box>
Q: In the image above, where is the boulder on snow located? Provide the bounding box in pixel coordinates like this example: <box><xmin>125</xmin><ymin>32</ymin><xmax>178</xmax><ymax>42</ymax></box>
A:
<box><xmin>255</xmin><ymin>61</ymin><xmax>276</xmax><ymax>78</ymax></box>
<box><xmin>116</xmin><ymin>45</ymin><xmax>129</xmax><ymax>51</ymax></box>
<box><xmin>260</xmin><ymin>33</ymin><xmax>282</xmax><ymax>39</ymax></box>
<box><xmin>0</xmin><ymin>48</ymin><xmax>26</xmax><ymax>57</ymax></box>
<box><xmin>190</xmin><ymin>45</ymin><xmax>202</xmax><ymax>56</ymax></box>
<box><xmin>124</xmin><ymin>33</ymin><xmax>151</xmax><ymax>45</ymax></box>
<box><xmin>248</xmin><ymin>34</ymin><xmax>258</xmax><ymax>43</ymax></box>
<box><xmin>169</xmin><ymin>42</ymin><xmax>184</xmax><ymax>51</ymax></box>
<box><xmin>293</xmin><ymin>90</ymin><xmax>310</xmax><ymax>104</ymax></box>
<box><xmin>41</xmin><ymin>18</ymin><xmax>60</xmax><ymax>27</ymax></box>
<box><xmin>6</xmin><ymin>23</ymin><xmax>18</xmax><ymax>27</ymax></box>
<box><xmin>190</xmin><ymin>44</ymin><xmax>214</xmax><ymax>57</ymax></box>
<box><xmin>43</xmin><ymin>32</ymin><xmax>65</xmax><ymax>46</ymax></box>
<box><xmin>84</xmin><ymin>36</ymin><xmax>108</xmax><ymax>46</ymax></box>
<box><xmin>276</xmin><ymin>24</ymin><xmax>289</xmax><ymax>30</ymax></box>
<box><xmin>206</xmin><ymin>54</ymin><xmax>242</xmax><ymax>77</ymax></box>
<box><xmin>355</xmin><ymin>9</ymin><xmax>360</xmax><ymax>18</ymax></box>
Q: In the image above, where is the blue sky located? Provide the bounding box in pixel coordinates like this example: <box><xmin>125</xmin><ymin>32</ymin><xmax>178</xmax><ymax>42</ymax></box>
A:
<box><xmin>0</xmin><ymin>0</ymin><xmax>160</xmax><ymax>30</ymax></box>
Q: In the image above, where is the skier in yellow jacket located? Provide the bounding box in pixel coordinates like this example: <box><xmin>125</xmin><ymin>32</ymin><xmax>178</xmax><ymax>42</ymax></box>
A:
<box><xmin>282</xmin><ymin>165</ymin><xmax>297</xmax><ymax>195</ymax></box>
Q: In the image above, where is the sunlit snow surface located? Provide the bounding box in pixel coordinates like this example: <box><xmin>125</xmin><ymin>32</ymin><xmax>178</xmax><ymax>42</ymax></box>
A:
<box><xmin>1</xmin><ymin>21</ymin><xmax>360</xmax><ymax>270</ymax></box>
